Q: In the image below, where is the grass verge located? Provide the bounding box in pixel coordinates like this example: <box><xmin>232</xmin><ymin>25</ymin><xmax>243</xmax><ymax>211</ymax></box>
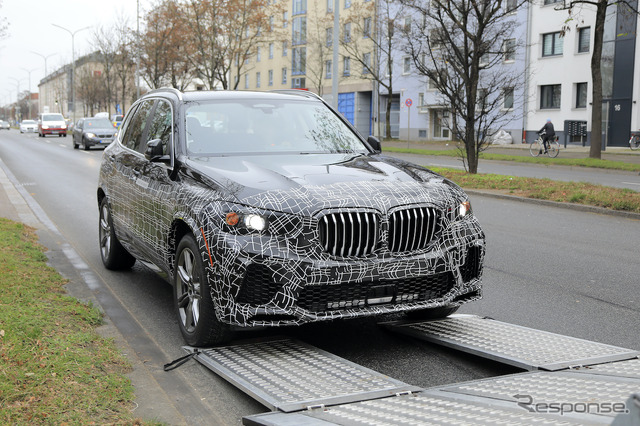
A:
<box><xmin>382</xmin><ymin>146</ymin><xmax>640</xmax><ymax>173</ymax></box>
<box><xmin>433</xmin><ymin>167</ymin><xmax>640</xmax><ymax>214</ymax></box>
<box><xmin>0</xmin><ymin>218</ymin><xmax>141</xmax><ymax>424</ymax></box>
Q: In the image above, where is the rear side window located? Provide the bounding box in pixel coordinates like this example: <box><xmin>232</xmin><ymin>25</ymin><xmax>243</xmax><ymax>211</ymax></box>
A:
<box><xmin>121</xmin><ymin>100</ymin><xmax>154</xmax><ymax>152</ymax></box>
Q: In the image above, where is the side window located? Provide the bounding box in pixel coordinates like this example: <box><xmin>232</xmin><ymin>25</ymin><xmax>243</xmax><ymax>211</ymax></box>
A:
<box><xmin>121</xmin><ymin>100</ymin><xmax>154</xmax><ymax>152</ymax></box>
<box><xmin>76</xmin><ymin>119</ymin><xmax>83</xmax><ymax>129</ymax></box>
<box><xmin>142</xmin><ymin>100</ymin><xmax>173</xmax><ymax>155</ymax></box>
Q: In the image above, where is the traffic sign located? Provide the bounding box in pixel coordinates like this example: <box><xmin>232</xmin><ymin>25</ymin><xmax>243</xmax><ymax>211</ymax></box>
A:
<box><xmin>405</xmin><ymin>98</ymin><xmax>413</xmax><ymax>107</ymax></box>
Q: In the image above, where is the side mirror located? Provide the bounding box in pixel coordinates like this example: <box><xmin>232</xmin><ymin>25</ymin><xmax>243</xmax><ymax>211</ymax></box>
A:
<box><xmin>145</xmin><ymin>139</ymin><xmax>169</xmax><ymax>162</ymax></box>
<box><xmin>367</xmin><ymin>135</ymin><xmax>381</xmax><ymax>153</ymax></box>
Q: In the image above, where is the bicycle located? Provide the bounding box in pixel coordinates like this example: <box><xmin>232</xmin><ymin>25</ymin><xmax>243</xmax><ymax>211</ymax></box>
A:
<box><xmin>530</xmin><ymin>132</ymin><xmax>559</xmax><ymax>158</ymax></box>
<box><xmin>629</xmin><ymin>132</ymin><xmax>640</xmax><ymax>150</ymax></box>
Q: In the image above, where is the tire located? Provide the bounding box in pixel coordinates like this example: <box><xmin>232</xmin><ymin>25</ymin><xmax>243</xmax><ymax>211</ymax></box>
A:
<box><xmin>529</xmin><ymin>141</ymin><xmax>542</xmax><ymax>157</ymax></box>
<box><xmin>73</xmin><ymin>138</ymin><xmax>78</xmax><ymax>149</ymax></box>
<box><xmin>406</xmin><ymin>305</ymin><xmax>459</xmax><ymax>320</ymax></box>
<box><xmin>174</xmin><ymin>233</ymin><xmax>232</xmax><ymax>346</ymax></box>
<box><xmin>99</xmin><ymin>198</ymin><xmax>136</xmax><ymax>270</ymax></box>
<box><xmin>630</xmin><ymin>136</ymin><xmax>640</xmax><ymax>150</ymax></box>
<box><xmin>548</xmin><ymin>142</ymin><xmax>560</xmax><ymax>158</ymax></box>
<box><xmin>82</xmin><ymin>137</ymin><xmax>90</xmax><ymax>151</ymax></box>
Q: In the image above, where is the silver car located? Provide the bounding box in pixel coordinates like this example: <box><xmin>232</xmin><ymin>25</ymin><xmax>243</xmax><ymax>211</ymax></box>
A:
<box><xmin>20</xmin><ymin>120</ymin><xmax>38</xmax><ymax>133</ymax></box>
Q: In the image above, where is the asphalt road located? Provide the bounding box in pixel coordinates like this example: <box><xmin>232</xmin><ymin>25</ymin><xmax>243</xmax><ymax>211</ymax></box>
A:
<box><xmin>1</xmin><ymin>131</ymin><xmax>639</xmax><ymax>424</ymax></box>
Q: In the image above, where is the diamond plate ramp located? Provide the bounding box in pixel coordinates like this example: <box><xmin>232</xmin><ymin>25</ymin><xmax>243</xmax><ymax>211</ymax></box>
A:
<box><xmin>570</xmin><ymin>358</ymin><xmax>640</xmax><ymax>379</ymax></box>
<box><xmin>243</xmin><ymin>392</ymin><xmax>595</xmax><ymax>425</ymax></box>
<box><xmin>382</xmin><ymin>315</ymin><xmax>639</xmax><ymax>371</ymax></box>
<box><xmin>184</xmin><ymin>339</ymin><xmax>420</xmax><ymax>413</ymax></box>
<box><xmin>440</xmin><ymin>371</ymin><xmax>640</xmax><ymax>420</ymax></box>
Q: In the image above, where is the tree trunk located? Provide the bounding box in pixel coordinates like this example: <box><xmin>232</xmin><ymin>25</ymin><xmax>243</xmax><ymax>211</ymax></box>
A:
<box><xmin>589</xmin><ymin>0</ymin><xmax>607</xmax><ymax>159</ymax></box>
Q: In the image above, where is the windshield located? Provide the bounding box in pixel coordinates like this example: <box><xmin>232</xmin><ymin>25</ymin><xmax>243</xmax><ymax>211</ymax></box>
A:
<box><xmin>22</xmin><ymin>120</ymin><xmax>36</xmax><ymax>124</ymax></box>
<box><xmin>85</xmin><ymin>118</ymin><xmax>115</xmax><ymax>128</ymax></box>
<box><xmin>42</xmin><ymin>114</ymin><xmax>64</xmax><ymax>121</ymax></box>
<box><xmin>184</xmin><ymin>98</ymin><xmax>367</xmax><ymax>155</ymax></box>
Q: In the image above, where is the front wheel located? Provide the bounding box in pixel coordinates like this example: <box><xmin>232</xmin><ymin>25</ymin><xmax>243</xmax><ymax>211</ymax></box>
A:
<box><xmin>99</xmin><ymin>198</ymin><xmax>136</xmax><ymax>270</ymax></box>
<box><xmin>406</xmin><ymin>305</ymin><xmax>459</xmax><ymax>320</ymax></box>
<box><xmin>529</xmin><ymin>141</ymin><xmax>542</xmax><ymax>157</ymax></box>
<box><xmin>174</xmin><ymin>233</ymin><xmax>232</xmax><ymax>346</ymax></box>
<box><xmin>547</xmin><ymin>141</ymin><xmax>560</xmax><ymax>158</ymax></box>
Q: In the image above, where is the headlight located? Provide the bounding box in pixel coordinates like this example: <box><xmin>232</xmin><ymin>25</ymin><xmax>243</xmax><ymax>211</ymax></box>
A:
<box><xmin>458</xmin><ymin>200</ymin><xmax>472</xmax><ymax>217</ymax></box>
<box><xmin>225</xmin><ymin>211</ymin><xmax>269</xmax><ymax>233</ymax></box>
<box><xmin>86</xmin><ymin>132</ymin><xmax>96</xmax><ymax>139</ymax></box>
<box><xmin>61</xmin><ymin>124</ymin><xmax>67</xmax><ymax>129</ymax></box>
<box><xmin>42</xmin><ymin>125</ymin><xmax>49</xmax><ymax>129</ymax></box>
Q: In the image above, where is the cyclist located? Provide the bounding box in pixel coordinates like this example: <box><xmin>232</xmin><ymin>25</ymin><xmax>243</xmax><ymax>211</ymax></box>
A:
<box><xmin>538</xmin><ymin>119</ymin><xmax>556</xmax><ymax>154</ymax></box>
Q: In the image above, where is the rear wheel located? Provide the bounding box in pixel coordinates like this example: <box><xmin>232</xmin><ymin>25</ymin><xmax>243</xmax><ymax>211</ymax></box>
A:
<box><xmin>99</xmin><ymin>198</ymin><xmax>136</xmax><ymax>270</ymax></box>
<box><xmin>174</xmin><ymin>233</ymin><xmax>232</xmax><ymax>346</ymax></box>
<box><xmin>630</xmin><ymin>135</ymin><xmax>640</xmax><ymax>150</ymax></box>
<box><xmin>406</xmin><ymin>305</ymin><xmax>459</xmax><ymax>320</ymax></box>
<box><xmin>547</xmin><ymin>141</ymin><xmax>560</xmax><ymax>158</ymax></box>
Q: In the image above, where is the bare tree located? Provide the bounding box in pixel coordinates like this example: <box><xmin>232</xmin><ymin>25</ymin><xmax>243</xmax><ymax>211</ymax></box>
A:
<box><xmin>92</xmin><ymin>26</ymin><xmax>118</xmax><ymax>116</ymax></box>
<box><xmin>556</xmin><ymin>0</ymin><xmax>639</xmax><ymax>159</ymax></box>
<box><xmin>340</xmin><ymin>1</ymin><xmax>403</xmax><ymax>139</ymax></box>
<box><xmin>400</xmin><ymin>0</ymin><xmax>528</xmax><ymax>173</ymax></box>
<box><xmin>304</xmin><ymin>2</ymin><xmax>334</xmax><ymax>95</ymax></box>
<box><xmin>0</xmin><ymin>0</ymin><xmax>8</xmax><ymax>41</ymax></box>
<box><xmin>76</xmin><ymin>67</ymin><xmax>107</xmax><ymax>116</ymax></box>
<box><xmin>112</xmin><ymin>18</ymin><xmax>136</xmax><ymax>112</ymax></box>
<box><xmin>139</xmin><ymin>0</ymin><xmax>192</xmax><ymax>90</ymax></box>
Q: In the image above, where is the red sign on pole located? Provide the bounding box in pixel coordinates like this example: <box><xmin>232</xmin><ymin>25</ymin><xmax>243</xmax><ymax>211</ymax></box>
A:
<box><xmin>405</xmin><ymin>98</ymin><xmax>413</xmax><ymax>107</ymax></box>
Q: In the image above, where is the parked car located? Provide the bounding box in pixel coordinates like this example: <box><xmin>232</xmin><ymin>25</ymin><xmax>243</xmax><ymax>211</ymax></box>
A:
<box><xmin>38</xmin><ymin>113</ymin><xmax>67</xmax><ymax>137</ymax></box>
<box><xmin>97</xmin><ymin>88</ymin><xmax>485</xmax><ymax>346</ymax></box>
<box><xmin>72</xmin><ymin>117</ymin><xmax>117</xmax><ymax>150</ymax></box>
<box><xmin>0</xmin><ymin>120</ymin><xmax>10</xmax><ymax>130</ymax></box>
<box><xmin>20</xmin><ymin>120</ymin><xmax>38</xmax><ymax>133</ymax></box>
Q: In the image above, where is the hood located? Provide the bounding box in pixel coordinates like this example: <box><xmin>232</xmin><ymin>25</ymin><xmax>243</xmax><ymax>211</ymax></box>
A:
<box><xmin>185</xmin><ymin>153</ymin><xmax>464</xmax><ymax>215</ymax></box>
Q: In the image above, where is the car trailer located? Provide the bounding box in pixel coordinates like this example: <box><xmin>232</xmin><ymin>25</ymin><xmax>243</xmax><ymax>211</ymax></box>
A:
<box><xmin>177</xmin><ymin>315</ymin><xmax>640</xmax><ymax>425</ymax></box>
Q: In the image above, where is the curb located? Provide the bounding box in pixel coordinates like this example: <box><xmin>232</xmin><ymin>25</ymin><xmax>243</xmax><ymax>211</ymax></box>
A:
<box><xmin>466</xmin><ymin>189</ymin><xmax>640</xmax><ymax>220</ymax></box>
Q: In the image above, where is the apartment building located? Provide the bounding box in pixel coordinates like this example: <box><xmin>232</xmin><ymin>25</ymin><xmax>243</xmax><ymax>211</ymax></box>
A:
<box><xmin>524</xmin><ymin>0</ymin><xmax>639</xmax><ymax>147</ymax></box>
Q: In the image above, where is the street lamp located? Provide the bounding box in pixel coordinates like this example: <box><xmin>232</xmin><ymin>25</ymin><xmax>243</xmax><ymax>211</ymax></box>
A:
<box><xmin>52</xmin><ymin>24</ymin><xmax>91</xmax><ymax>123</ymax></box>
<box><xmin>21</xmin><ymin>67</ymin><xmax>38</xmax><ymax>119</ymax></box>
<box><xmin>9</xmin><ymin>77</ymin><xmax>26</xmax><ymax>122</ymax></box>
<box><xmin>30</xmin><ymin>51</ymin><xmax>56</xmax><ymax>78</ymax></box>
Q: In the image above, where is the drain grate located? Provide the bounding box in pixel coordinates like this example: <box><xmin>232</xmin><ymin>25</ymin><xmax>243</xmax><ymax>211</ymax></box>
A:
<box><xmin>382</xmin><ymin>315</ymin><xmax>639</xmax><ymax>371</ymax></box>
<box><xmin>185</xmin><ymin>339</ymin><xmax>420</xmax><ymax>412</ymax></box>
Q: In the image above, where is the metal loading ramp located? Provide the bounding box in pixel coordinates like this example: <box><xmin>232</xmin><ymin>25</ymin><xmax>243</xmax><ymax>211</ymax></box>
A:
<box><xmin>381</xmin><ymin>314</ymin><xmax>640</xmax><ymax>371</ymax></box>
<box><xmin>183</xmin><ymin>339</ymin><xmax>421</xmax><ymax>413</ymax></box>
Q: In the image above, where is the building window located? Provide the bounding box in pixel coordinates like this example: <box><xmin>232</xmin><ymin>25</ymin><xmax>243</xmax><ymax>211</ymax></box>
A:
<box><xmin>269</xmin><ymin>43</ymin><xmax>274</xmax><ymax>59</ymax></box>
<box><xmin>477</xmin><ymin>88</ymin><xmax>488</xmax><ymax>111</ymax></box>
<box><xmin>418</xmin><ymin>92</ymin><xmax>425</xmax><ymax>107</ymax></box>
<box><xmin>345</xmin><ymin>0</ymin><xmax>351</xmax><ymax>8</ymax></box>
<box><xmin>578</xmin><ymin>27</ymin><xmax>591</xmax><ymax>53</ymax></box>
<box><xmin>503</xmin><ymin>87</ymin><xmax>514</xmax><ymax>110</ymax></box>
<box><xmin>403</xmin><ymin>16</ymin><xmax>412</xmax><ymax>34</ymax></box>
<box><xmin>326</xmin><ymin>28</ymin><xmax>332</xmax><ymax>47</ymax></box>
<box><xmin>282</xmin><ymin>67</ymin><xmax>287</xmax><ymax>84</ymax></box>
<box><xmin>343</xmin><ymin>57</ymin><xmax>350</xmax><ymax>76</ymax></box>
<box><xmin>256</xmin><ymin>72</ymin><xmax>261</xmax><ymax>88</ymax></box>
<box><xmin>343</xmin><ymin>22</ymin><xmax>351</xmax><ymax>43</ymax></box>
<box><xmin>544</xmin><ymin>0</ymin><xmax>562</xmax><ymax>4</ymax></box>
<box><xmin>363</xmin><ymin>52</ymin><xmax>371</xmax><ymax>74</ymax></box>
<box><xmin>268</xmin><ymin>70</ymin><xmax>273</xmax><ymax>86</ymax></box>
<box><xmin>244</xmin><ymin>74</ymin><xmax>249</xmax><ymax>89</ymax></box>
<box><xmin>540</xmin><ymin>84</ymin><xmax>561</xmax><ymax>109</ymax></box>
<box><xmin>292</xmin><ymin>77</ymin><xmax>305</xmax><ymax>88</ymax></box>
<box><xmin>542</xmin><ymin>32</ymin><xmax>563</xmax><ymax>56</ymax></box>
<box><xmin>293</xmin><ymin>0</ymin><xmax>306</xmax><ymax>15</ymax></box>
<box><xmin>325</xmin><ymin>60</ymin><xmax>332</xmax><ymax>79</ymax></box>
<box><xmin>403</xmin><ymin>56</ymin><xmax>411</xmax><ymax>74</ymax></box>
<box><xmin>505</xmin><ymin>0</ymin><xmax>517</xmax><ymax>13</ymax></box>
<box><xmin>292</xmin><ymin>47</ymin><xmax>306</xmax><ymax>75</ymax></box>
<box><xmin>503</xmin><ymin>38</ymin><xmax>516</xmax><ymax>61</ymax></box>
<box><xmin>326</xmin><ymin>0</ymin><xmax>333</xmax><ymax>12</ymax></box>
<box><xmin>576</xmin><ymin>82</ymin><xmax>587</xmax><ymax>108</ymax></box>
<box><xmin>419</xmin><ymin>129</ymin><xmax>427</xmax><ymax>138</ymax></box>
<box><xmin>256</xmin><ymin>47</ymin><xmax>261</xmax><ymax>62</ymax></box>
<box><xmin>283</xmin><ymin>11</ymin><xmax>288</xmax><ymax>28</ymax></box>
<box><xmin>292</xmin><ymin>16</ymin><xmax>307</xmax><ymax>45</ymax></box>
<box><xmin>282</xmin><ymin>41</ymin><xmax>288</xmax><ymax>56</ymax></box>
<box><xmin>269</xmin><ymin>15</ymin><xmax>274</xmax><ymax>32</ymax></box>
<box><xmin>363</xmin><ymin>17</ymin><xmax>372</xmax><ymax>38</ymax></box>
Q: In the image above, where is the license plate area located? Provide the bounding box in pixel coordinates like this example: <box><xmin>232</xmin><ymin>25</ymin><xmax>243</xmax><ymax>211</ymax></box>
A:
<box><xmin>367</xmin><ymin>284</ymin><xmax>396</xmax><ymax>305</ymax></box>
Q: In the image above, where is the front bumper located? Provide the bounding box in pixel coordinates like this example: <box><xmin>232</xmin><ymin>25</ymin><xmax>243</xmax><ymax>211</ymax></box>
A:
<box><xmin>201</xmin><ymin>219</ymin><xmax>485</xmax><ymax>327</ymax></box>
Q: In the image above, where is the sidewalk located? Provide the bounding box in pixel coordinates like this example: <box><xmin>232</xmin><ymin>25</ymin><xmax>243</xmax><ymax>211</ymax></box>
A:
<box><xmin>382</xmin><ymin>139</ymin><xmax>640</xmax><ymax>164</ymax></box>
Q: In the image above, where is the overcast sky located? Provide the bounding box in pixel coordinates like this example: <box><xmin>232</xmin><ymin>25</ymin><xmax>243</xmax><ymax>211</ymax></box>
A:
<box><xmin>1</xmin><ymin>0</ymin><xmax>146</xmax><ymax>107</ymax></box>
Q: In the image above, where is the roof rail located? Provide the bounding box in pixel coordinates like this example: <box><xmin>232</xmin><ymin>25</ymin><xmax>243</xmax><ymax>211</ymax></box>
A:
<box><xmin>146</xmin><ymin>87</ymin><xmax>183</xmax><ymax>101</ymax></box>
<box><xmin>270</xmin><ymin>89</ymin><xmax>323</xmax><ymax>101</ymax></box>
